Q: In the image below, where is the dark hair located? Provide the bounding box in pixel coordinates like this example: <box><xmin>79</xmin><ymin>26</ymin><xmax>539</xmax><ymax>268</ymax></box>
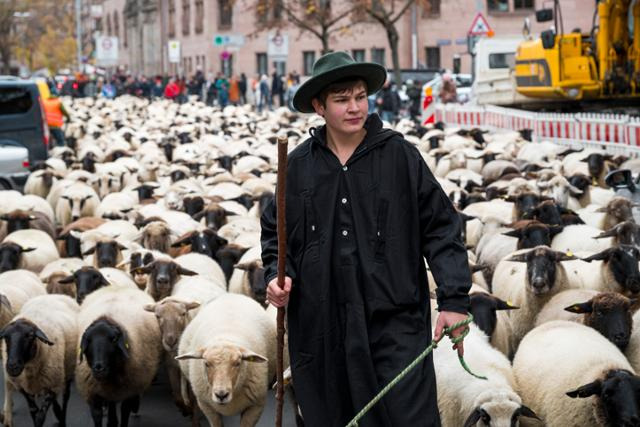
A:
<box><xmin>314</xmin><ymin>77</ymin><xmax>368</xmax><ymax>107</ymax></box>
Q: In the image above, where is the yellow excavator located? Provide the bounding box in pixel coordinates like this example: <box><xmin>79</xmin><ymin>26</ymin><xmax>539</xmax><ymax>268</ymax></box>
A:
<box><xmin>515</xmin><ymin>0</ymin><xmax>640</xmax><ymax>103</ymax></box>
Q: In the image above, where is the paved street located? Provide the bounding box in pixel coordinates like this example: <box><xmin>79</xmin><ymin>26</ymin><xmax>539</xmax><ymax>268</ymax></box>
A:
<box><xmin>0</xmin><ymin>365</ymin><xmax>298</xmax><ymax>426</ymax></box>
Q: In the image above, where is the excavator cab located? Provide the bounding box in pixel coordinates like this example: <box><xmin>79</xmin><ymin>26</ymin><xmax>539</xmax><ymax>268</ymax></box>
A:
<box><xmin>515</xmin><ymin>0</ymin><xmax>640</xmax><ymax>103</ymax></box>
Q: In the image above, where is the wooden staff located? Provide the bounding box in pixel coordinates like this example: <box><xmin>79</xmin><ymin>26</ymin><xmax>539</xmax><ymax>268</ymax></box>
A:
<box><xmin>275</xmin><ymin>135</ymin><xmax>288</xmax><ymax>427</ymax></box>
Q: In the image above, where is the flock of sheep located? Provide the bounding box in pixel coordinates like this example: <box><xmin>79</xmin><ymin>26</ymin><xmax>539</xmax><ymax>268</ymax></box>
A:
<box><xmin>1</xmin><ymin>93</ymin><xmax>640</xmax><ymax>427</ymax></box>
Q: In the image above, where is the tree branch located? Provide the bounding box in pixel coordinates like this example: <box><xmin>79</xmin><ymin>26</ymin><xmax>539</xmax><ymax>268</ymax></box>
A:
<box><xmin>390</xmin><ymin>0</ymin><xmax>414</xmax><ymax>24</ymax></box>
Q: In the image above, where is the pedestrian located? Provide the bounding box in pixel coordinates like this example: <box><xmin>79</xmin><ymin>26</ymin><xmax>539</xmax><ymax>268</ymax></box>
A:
<box><xmin>271</xmin><ymin>69</ymin><xmax>281</xmax><ymax>107</ymax></box>
<box><xmin>42</xmin><ymin>93</ymin><xmax>71</xmax><ymax>147</ymax></box>
<box><xmin>439</xmin><ymin>73</ymin><xmax>458</xmax><ymax>104</ymax></box>
<box><xmin>216</xmin><ymin>74</ymin><xmax>230</xmax><ymax>108</ymax></box>
<box><xmin>261</xmin><ymin>51</ymin><xmax>471</xmax><ymax>426</ymax></box>
<box><xmin>151</xmin><ymin>76</ymin><xmax>164</xmax><ymax>99</ymax></box>
<box><xmin>376</xmin><ymin>79</ymin><xmax>401</xmax><ymax>124</ymax></box>
<box><xmin>405</xmin><ymin>79</ymin><xmax>422</xmax><ymax>122</ymax></box>
<box><xmin>238</xmin><ymin>72</ymin><xmax>248</xmax><ymax>104</ymax></box>
<box><xmin>164</xmin><ymin>77</ymin><xmax>180</xmax><ymax>101</ymax></box>
<box><xmin>258</xmin><ymin>74</ymin><xmax>271</xmax><ymax>112</ymax></box>
<box><xmin>229</xmin><ymin>75</ymin><xmax>240</xmax><ymax>105</ymax></box>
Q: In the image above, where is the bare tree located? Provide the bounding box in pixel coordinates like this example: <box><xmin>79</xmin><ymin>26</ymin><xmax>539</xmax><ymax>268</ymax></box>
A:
<box><xmin>356</xmin><ymin>0</ymin><xmax>426</xmax><ymax>86</ymax></box>
<box><xmin>0</xmin><ymin>0</ymin><xmax>17</xmax><ymax>74</ymax></box>
<box><xmin>248</xmin><ymin>0</ymin><xmax>362</xmax><ymax>55</ymax></box>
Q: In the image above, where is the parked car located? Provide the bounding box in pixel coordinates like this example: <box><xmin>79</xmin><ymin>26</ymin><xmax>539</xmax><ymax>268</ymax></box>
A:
<box><xmin>0</xmin><ymin>139</ymin><xmax>30</xmax><ymax>190</ymax></box>
<box><xmin>0</xmin><ymin>76</ymin><xmax>49</xmax><ymax>167</ymax></box>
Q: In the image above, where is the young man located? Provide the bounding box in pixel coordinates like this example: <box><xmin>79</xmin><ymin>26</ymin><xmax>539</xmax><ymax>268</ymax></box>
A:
<box><xmin>261</xmin><ymin>52</ymin><xmax>471</xmax><ymax>426</ymax></box>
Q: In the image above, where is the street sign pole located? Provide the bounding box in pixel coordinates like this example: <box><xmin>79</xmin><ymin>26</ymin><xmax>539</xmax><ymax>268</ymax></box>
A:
<box><xmin>75</xmin><ymin>0</ymin><xmax>82</xmax><ymax>71</ymax></box>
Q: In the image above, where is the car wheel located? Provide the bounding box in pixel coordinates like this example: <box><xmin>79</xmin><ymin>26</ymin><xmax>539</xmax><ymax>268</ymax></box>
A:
<box><xmin>0</xmin><ymin>179</ymin><xmax>13</xmax><ymax>190</ymax></box>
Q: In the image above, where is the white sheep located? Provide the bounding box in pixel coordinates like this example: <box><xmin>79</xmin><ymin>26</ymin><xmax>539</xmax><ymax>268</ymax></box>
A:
<box><xmin>94</xmin><ymin>192</ymin><xmax>137</xmax><ymax>220</ymax></box>
<box><xmin>434</xmin><ymin>324</ymin><xmax>539</xmax><ymax>427</ymax></box>
<box><xmin>513</xmin><ymin>320</ymin><xmax>638</xmax><ymax>427</ymax></box>
<box><xmin>174</xmin><ymin>253</ymin><xmax>227</xmax><ymax>289</ymax></box>
<box><xmin>176</xmin><ymin>293</ymin><xmax>275</xmax><ymax>426</ymax></box>
<box><xmin>491</xmin><ymin>246</ymin><xmax>577</xmax><ymax>356</ymax></box>
<box><xmin>0</xmin><ymin>270</ymin><xmax>46</xmax><ymax>330</ymax></box>
<box><xmin>75</xmin><ymin>286</ymin><xmax>162</xmax><ymax>427</ymax></box>
<box><xmin>1</xmin><ymin>294</ymin><xmax>79</xmax><ymax>427</ymax></box>
<box><xmin>55</xmin><ymin>182</ymin><xmax>100</xmax><ymax>227</ymax></box>
<box><xmin>2</xmin><ymin>229</ymin><xmax>59</xmax><ymax>273</ymax></box>
<box><xmin>550</xmin><ymin>224</ymin><xmax>613</xmax><ymax>253</ymax></box>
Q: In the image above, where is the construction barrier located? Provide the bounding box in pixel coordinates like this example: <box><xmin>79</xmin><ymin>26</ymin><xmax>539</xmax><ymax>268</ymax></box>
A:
<box><xmin>434</xmin><ymin>104</ymin><xmax>640</xmax><ymax>155</ymax></box>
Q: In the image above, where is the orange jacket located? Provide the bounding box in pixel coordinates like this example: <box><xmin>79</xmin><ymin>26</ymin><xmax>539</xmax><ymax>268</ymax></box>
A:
<box><xmin>43</xmin><ymin>97</ymin><xmax>64</xmax><ymax>128</ymax></box>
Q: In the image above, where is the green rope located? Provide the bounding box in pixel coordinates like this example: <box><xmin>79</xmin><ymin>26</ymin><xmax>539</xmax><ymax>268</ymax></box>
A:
<box><xmin>345</xmin><ymin>314</ymin><xmax>485</xmax><ymax>427</ymax></box>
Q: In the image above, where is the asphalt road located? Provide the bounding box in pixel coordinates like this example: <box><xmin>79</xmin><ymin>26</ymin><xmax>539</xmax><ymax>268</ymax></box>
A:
<box><xmin>0</xmin><ymin>363</ymin><xmax>298</xmax><ymax>426</ymax></box>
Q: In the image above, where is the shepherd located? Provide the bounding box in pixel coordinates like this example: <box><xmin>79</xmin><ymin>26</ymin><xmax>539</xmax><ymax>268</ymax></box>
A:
<box><xmin>261</xmin><ymin>51</ymin><xmax>472</xmax><ymax>426</ymax></box>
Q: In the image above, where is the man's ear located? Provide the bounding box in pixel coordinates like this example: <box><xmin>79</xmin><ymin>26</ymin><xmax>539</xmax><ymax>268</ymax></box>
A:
<box><xmin>311</xmin><ymin>98</ymin><xmax>324</xmax><ymax>116</ymax></box>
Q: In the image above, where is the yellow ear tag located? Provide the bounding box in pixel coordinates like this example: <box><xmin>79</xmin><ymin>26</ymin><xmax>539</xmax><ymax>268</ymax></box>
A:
<box><xmin>566</xmin><ymin>251</ymin><xmax>573</xmax><ymax>257</ymax></box>
<box><xmin>592</xmin><ymin>178</ymin><xmax>597</xmax><ymax>186</ymax></box>
<box><xmin>507</xmin><ymin>300</ymin><xmax>515</xmax><ymax>307</ymax></box>
<box><xmin>125</xmin><ymin>342</ymin><xmax>129</xmax><ymax>349</ymax></box>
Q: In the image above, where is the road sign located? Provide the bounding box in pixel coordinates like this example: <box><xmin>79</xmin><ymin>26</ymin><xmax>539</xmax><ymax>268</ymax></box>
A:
<box><xmin>95</xmin><ymin>36</ymin><xmax>118</xmax><ymax>66</ymax></box>
<box><xmin>468</xmin><ymin>12</ymin><xmax>494</xmax><ymax>36</ymax></box>
<box><xmin>168</xmin><ymin>40</ymin><xmax>180</xmax><ymax>63</ymax></box>
<box><xmin>422</xmin><ymin>86</ymin><xmax>435</xmax><ymax>125</ymax></box>
<box><xmin>214</xmin><ymin>34</ymin><xmax>245</xmax><ymax>47</ymax></box>
<box><xmin>267</xmin><ymin>32</ymin><xmax>289</xmax><ymax>61</ymax></box>
<box><xmin>220</xmin><ymin>50</ymin><xmax>231</xmax><ymax>60</ymax></box>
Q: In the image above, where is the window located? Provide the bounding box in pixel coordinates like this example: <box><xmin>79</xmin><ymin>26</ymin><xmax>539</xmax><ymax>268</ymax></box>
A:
<box><xmin>303</xmin><ymin>51</ymin><xmax>315</xmax><ymax>76</ymax></box>
<box><xmin>169</xmin><ymin>0</ymin><xmax>176</xmax><ymax>37</ymax></box>
<box><xmin>219</xmin><ymin>0</ymin><xmax>232</xmax><ymax>29</ymax></box>
<box><xmin>257</xmin><ymin>52</ymin><xmax>268</xmax><ymax>75</ymax></box>
<box><xmin>0</xmin><ymin>88</ymin><xmax>33</xmax><ymax>115</ymax></box>
<box><xmin>274</xmin><ymin>61</ymin><xmax>286</xmax><ymax>76</ymax></box>
<box><xmin>113</xmin><ymin>11</ymin><xmax>119</xmax><ymax>40</ymax></box>
<box><xmin>371</xmin><ymin>48</ymin><xmax>385</xmax><ymax>67</ymax></box>
<box><xmin>195</xmin><ymin>0</ymin><xmax>204</xmax><ymax>33</ymax></box>
<box><xmin>489</xmin><ymin>52</ymin><xmax>515</xmax><ymax>69</ymax></box>
<box><xmin>487</xmin><ymin>0</ymin><xmax>509</xmax><ymax>12</ymax></box>
<box><xmin>351</xmin><ymin>49</ymin><xmax>365</xmax><ymax>62</ymax></box>
<box><xmin>425</xmin><ymin>46</ymin><xmax>440</xmax><ymax>69</ymax></box>
<box><xmin>422</xmin><ymin>0</ymin><xmax>440</xmax><ymax>17</ymax></box>
<box><xmin>514</xmin><ymin>0</ymin><xmax>534</xmax><ymax>9</ymax></box>
<box><xmin>123</xmin><ymin>21</ymin><xmax>128</xmax><ymax>48</ymax></box>
<box><xmin>273</xmin><ymin>0</ymin><xmax>283</xmax><ymax>20</ymax></box>
<box><xmin>256</xmin><ymin>0</ymin><xmax>268</xmax><ymax>24</ymax></box>
<box><xmin>106</xmin><ymin>14</ymin><xmax>112</xmax><ymax>36</ymax></box>
<box><xmin>182</xmin><ymin>0</ymin><xmax>190</xmax><ymax>35</ymax></box>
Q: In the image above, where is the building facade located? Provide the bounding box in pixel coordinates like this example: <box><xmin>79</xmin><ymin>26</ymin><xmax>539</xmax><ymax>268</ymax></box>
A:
<box><xmin>99</xmin><ymin>0</ymin><xmax>594</xmax><ymax>80</ymax></box>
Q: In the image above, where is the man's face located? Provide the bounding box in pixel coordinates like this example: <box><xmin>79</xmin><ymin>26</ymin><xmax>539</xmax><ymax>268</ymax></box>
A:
<box><xmin>312</xmin><ymin>82</ymin><xmax>368</xmax><ymax>135</ymax></box>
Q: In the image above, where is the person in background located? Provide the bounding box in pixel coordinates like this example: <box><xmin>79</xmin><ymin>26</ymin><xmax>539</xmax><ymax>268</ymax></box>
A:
<box><xmin>258</xmin><ymin>74</ymin><xmax>271</xmax><ymax>113</ymax></box>
<box><xmin>439</xmin><ymin>74</ymin><xmax>458</xmax><ymax>104</ymax></box>
<box><xmin>376</xmin><ymin>79</ymin><xmax>401</xmax><ymax>124</ymax></box>
<box><xmin>229</xmin><ymin>75</ymin><xmax>240</xmax><ymax>106</ymax></box>
<box><xmin>216</xmin><ymin>74</ymin><xmax>230</xmax><ymax>108</ymax></box>
<box><xmin>43</xmin><ymin>93</ymin><xmax>71</xmax><ymax>147</ymax></box>
<box><xmin>238</xmin><ymin>73</ymin><xmax>248</xmax><ymax>104</ymax></box>
<box><xmin>271</xmin><ymin>69</ymin><xmax>282</xmax><ymax>107</ymax></box>
<box><xmin>405</xmin><ymin>79</ymin><xmax>422</xmax><ymax>122</ymax></box>
<box><xmin>164</xmin><ymin>77</ymin><xmax>180</xmax><ymax>101</ymax></box>
<box><xmin>151</xmin><ymin>76</ymin><xmax>164</xmax><ymax>99</ymax></box>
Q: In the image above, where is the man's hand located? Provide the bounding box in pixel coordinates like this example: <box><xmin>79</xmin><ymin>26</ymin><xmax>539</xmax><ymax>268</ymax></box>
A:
<box><xmin>266</xmin><ymin>276</ymin><xmax>292</xmax><ymax>308</ymax></box>
<box><xmin>433</xmin><ymin>311</ymin><xmax>470</xmax><ymax>357</ymax></box>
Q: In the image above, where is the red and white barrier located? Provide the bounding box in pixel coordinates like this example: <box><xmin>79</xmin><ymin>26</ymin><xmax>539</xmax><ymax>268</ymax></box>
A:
<box><xmin>435</xmin><ymin>104</ymin><xmax>640</xmax><ymax>154</ymax></box>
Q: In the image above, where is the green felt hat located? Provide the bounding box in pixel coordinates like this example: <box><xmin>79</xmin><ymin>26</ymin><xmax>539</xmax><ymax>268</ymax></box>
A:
<box><xmin>292</xmin><ymin>51</ymin><xmax>387</xmax><ymax>113</ymax></box>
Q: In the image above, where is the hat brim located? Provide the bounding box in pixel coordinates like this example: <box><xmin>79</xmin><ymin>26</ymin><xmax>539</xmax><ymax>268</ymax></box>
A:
<box><xmin>292</xmin><ymin>62</ymin><xmax>387</xmax><ymax>114</ymax></box>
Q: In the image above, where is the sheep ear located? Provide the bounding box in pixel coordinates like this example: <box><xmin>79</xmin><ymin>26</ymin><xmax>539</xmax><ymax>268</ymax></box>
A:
<box><xmin>564</xmin><ymin>301</ymin><xmax>593</xmax><ymax>314</ymax></box>
<box><xmin>177</xmin><ymin>266</ymin><xmax>198</xmax><ymax>276</ymax></box>
<box><xmin>234</xmin><ymin>262</ymin><xmax>253</xmax><ymax>271</ymax></box>
<box><xmin>595</xmin><ymin>206</ymin><xmax>609</xmax><ymax>213</ymax></box>
<box><xmin>494</xmin><ymin>298</ymin><xmax>519</xmax><ymax>310</ymax></box>
<box><xmin>463</xmin><ymin>408</ymin><xmax>487</xmax><ymax>427</ymax></box>
<box><xmin>132</xmin><ymin>264</ymin><xmax>153</xmax><ymax>275</ymax></box>
<box><xmin>566</xmin><ymin>380</ymin><xmax>602</xmax><ymax>398</ymax></box>
<box><xmin>170</xmin><ymin>233</ymin><xmax>193</xmax><ymax>248</ymax></box>
<box><xmin>507</xmin><ymin>253</ymin><xmax>528</xmax><ymax>263</ymax></box>
<box><xmin>117</xmin><ymin>243</ymin><xmax>128</xmax><ymax>251</ymax></box>
<box><xmin>469</xmin><ymin>263</ymin><xmax>489</xmax><ymax>274</ymax></box>
<box><xmin>34</xmin><ymin>327</ymin><xmax>54</xmax><ymax>346</ymax></box>
<box><xmin>549</xmin><ymin>225</ymin><xmax>564</xmax><ymax>236</ymax></box>
<box><xmin>185</xmin><ymin>301</ymin><xmax>200</xmax><ymax>311</ymax></box>
<box><xmin>116</xmin><ymin>259</ymin><xmax>130</xmax><ymax>268</ymax></box>
<box><xmin>192</xmin><ymin>211</ymin><xmax>205</xmax><ymax>221</ymax></box>
<box><xmin>69</xmin><ymin>230</ymin><xmax>83</xmax><ymax>239</ymax></box>
<box><xmin>175</xmin><ymin>350</ymin><xmax>204</xmax><ymax>360</ymax></box>
<box><xmin>79</xmin><ymin>331</ymin><xmax>89</xmax><ymax>362</ymax></box>
<box><xmin>241</xmin><ymin>350</ymin><xmax>268</xmax><ymax>363</ymax></box>
<box><xmin>594</xmin><ymin>227</ymin><xmax>618</xmax><ymax>239</ymax></box>
<box><xmin>581</xmin><ymin>249</ymin><xmax>611</xmax><ymax>263</ymax></box>
<box><xmin>0</xmin><ymin>294</ymin><xmax>12</xmax><ymax>311</ymax></box>
<box><xmin>82</xmin><ymin>246</ymin><xmax>96</xmax><ymax>256</ymax></box>
<box><xmin>20</xmin><ymin>247</ymin><xmax>37</xmax><ymax>253</ymax></box>
<box><xmin>143</xmin><ymin>303</ymin><xmax>156</xmax><ymax>313</ymax></box>
<box><xmin>117</xmin><ymin>333</ymin><xmax>130</xmax><ymax>359</ymax></box>
<box><xmin>57</xmin><ymin>274</ymin><xmax>76</xmax><ymax>284</ymax></box>
<box><xmin>517</xmin><ymin>405</ymin><xmax>540</xmax><ymax>420</ymax></box>
<box><xmin>502</xmin><ymin>229</ymin><xmax>521</xmax><ymax>238</ymax></box>
<box><xmin>568</xmin><ymin>185</ymin><xmax>583</xmax><ymax>196</ymax></box>
<box><xmin>555</xmin><ymin>251</ymin><xmax>578</xmax><ymax>262</ymax></box>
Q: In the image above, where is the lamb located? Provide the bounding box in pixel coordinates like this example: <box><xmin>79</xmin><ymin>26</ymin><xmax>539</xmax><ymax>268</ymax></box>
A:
<box><xmin>55</xmin><ymin>182</ymin><xmax>100</xmax><ymax>227</ymax></box>
<box><xmin>75</xmin><ymin>286</ymin><xmax>162</xmax><ymax>427</ymax></box>
<box><xmin>537</xmin><ymin>174</ymin><xmax>583</xmax><ymax>208</ymax></box>
<box><xmin>433</xmin><ymin>324</ymin><xmax>539</xmax><ymax>427</ymax></box>
<box><xmin>0</xmin><ymin>270</ymin><xmax>46</xmax><ymax>330</ymax></box>
<box><xmin>0</xmin><ymin>294</ymin><xmax>79</xmax><ymax>427</ymax></box>
<box><xmin>176</xmin><ymin>293</ymin><xmax>276</xmax><ymax>427</ymax></box>
<box><xmin>39</xmin><ymin>257</ymin><xmax>86</xmax><ymax>298</ymax></box>
<box><xmin>491</xmin><ymin>246</ymin><xmax>577</xmax><ymax>356</ymax></box>
<box><xmin>138</xmin><ymin>220</ymin><xmax>175</xmax><ymax>253</ymax></box>
<box><xmin>535</xmin><ymin>289</ymin><xmax>636</xmax><ymax>351</ymax></box>
<box><xmin>1</xmin><ymin>229</ymin><xmax>59</xmax><ymax>274</ymax></box>
<box><xmin>173</xmin><ymin>253</ymin><xmax>227</xmax><ymax>289</ymax></box>
<box><xmin>56</xmin><ymin>217</ymin><xmax>106</xmax><ymax>258</ymax></box>
<box><xmin>144</xmin><ymin>276</ymin><xmax>225</xmax><ymax>415</ymax></box>
<box><xmin>513</xmin><ymin>320</ymin><xmax>640</xmax><ymax>427</ymax></box>
<box><xmin>23</xmin><ymin>169</ymin><xmax>63</xmax><ymax>199</ymax></box>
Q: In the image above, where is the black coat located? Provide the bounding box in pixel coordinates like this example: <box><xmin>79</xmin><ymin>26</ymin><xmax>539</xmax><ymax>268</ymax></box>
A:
<box><xmin>261</xmin><ymin>114</ymin><xmax>471</xmax><ymax>427</ymax></box>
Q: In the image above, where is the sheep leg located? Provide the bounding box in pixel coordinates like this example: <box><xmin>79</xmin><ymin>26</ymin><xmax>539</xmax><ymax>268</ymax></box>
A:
<box><xmin>168</xmin><ymin>363</ymin><xmax>191</xmax><ymax>416</ymax></box>
<box><xmin>20</xmin><ymin>391</ymin><xmax>38</xmax><ymax>424</ymax></box>
<box><xmin>59</xmin><ymin>380</ymin><xmax>71</xmax><ymax>425</ymax></box>
<box><xmin>119</xmin><ymin>396</ymin><xmax>138</xmax><ymax>427</ymax></box>
<box><xmin>3</xmin><ymin>379</ymin><xmax>15</xmax><ymax>427</ymax></box>
<box><xmin>88</xmin><ymin>396</ymin><xmax>104</xmax><ymax>427</ymax></box>
<box><xmin>239</xmin><ymin>405</ymin><xmax>264</xmax><ymax>427</ymax></box>
<box><xmin>33</xmin><ymin>391</ymin><xmax>55</xmax><ymax>427</ymax></box>
<box><xmin>131</xmin><ymin>395</ymin><xmax>140</xmax><ymax>416</ymax></box>
<box><xmin>107</xmin><ymin>402</ymin><xmax>118</xmax><ymax>427</ymax></box>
